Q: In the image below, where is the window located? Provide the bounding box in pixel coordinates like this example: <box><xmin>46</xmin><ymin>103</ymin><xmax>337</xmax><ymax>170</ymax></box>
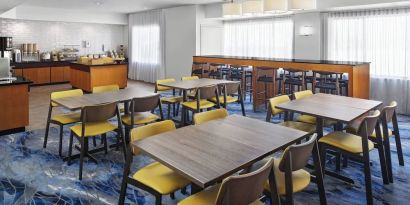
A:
<box><xmin>223</xmin><ymin>16</ymin><xmax>294</xmax><ymax>58</ymax></box>
<box><xmin>327</xmin><ymin>9</ymin><xmax>410</xmax><ymax>79</ymax></box>
<box><xmin>132</xmin><ymin>25</ymin><xmax>160</xmax><ymax>64</ymax></box>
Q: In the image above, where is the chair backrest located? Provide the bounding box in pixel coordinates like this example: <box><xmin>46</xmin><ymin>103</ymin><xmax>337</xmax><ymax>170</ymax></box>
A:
<box><xmin>155</xmin><ymin>78</ymin><xmax>176</xmax><ymax>92</ymax></box>
<box><xmin>381</xmin><ymin>101</ymin><xmax>397</xmax><ymax>123</ymax></box>
<box><xmin>269</xmin><ymin>95</ymin><xmax>291</xmax><ymax>115</ymax></box>
<box><xmin>130</xmin><ymin>94</ymin><xmax>161</xmax><ymax>113</ymax></box>
<box><xmin>196</xmin><ymin>85</ymin><xmax>218</xmax><ymax>100</ymax></box>
<box><xmin>215</xmin><ymin>157</ymin><xmax>274</xmax><ymax>205</ymax></box>
<box><xmin>50</xmin><ymin>89</ymin><xmax>84</xmax><ymax>107</ymax></box>
<box><xmin>193</xmin><ymin>108</ymin><xmax>229</xmax><ymax>125</ymax></box>
<box><xmin>92</xmin><ymin>84</ymin><xmax>120</xmax><ymax>93</ymax></box>
<box><xmin>358</xmin><ymin>110</ymin><xmax>381</xmax><ymax>137</ymax></box>
<box><xmin>182</xmin><ymin>76</ymin><xmax>199</xmax><ymax>81</ymax></box>
<box><xmin>81</xmin><ymin>102</ymin><xmax>117</xmax><ymax>123</ymax></box>
<box><xmin>224</xmin><ymin>82</ymin><xmax>240</xmax><ymax>96</ymax></box>
<box><xmin>130</xmin><ymin>120</ymin><xmax>176</xmax><ymax>155</ymax></box>
<box><xmin>294</xmin><ymin>90</ymin><xmax>313</xmax><ymax>100</ymax></box>
<box><xmin>278</xmin><ymin>134</ymin><xmax>317</xmax><ymax>172</ymax></box>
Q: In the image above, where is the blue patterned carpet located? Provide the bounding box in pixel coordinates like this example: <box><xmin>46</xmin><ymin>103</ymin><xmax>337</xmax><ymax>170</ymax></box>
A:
<box><xmin>1</xmin><ymin>97</ymin><xmax>410</xmax><ymax>205</ymax></box>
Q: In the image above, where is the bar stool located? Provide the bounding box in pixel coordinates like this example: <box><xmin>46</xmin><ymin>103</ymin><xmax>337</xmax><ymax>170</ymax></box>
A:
<box><xmin>281</xmin><ymin>69</ymin><xmax>306</xmax><ymax>95</ymax></box>
<box><xmin>191</xmin><ymin>62</ymin><xmax>209</xmax><ymax>78</ymax></box>
<box><xmin>208</xmin><ymin>63</ymin><xmax>226</xmax><ymax>79</ymax></box>
<box><xmin>255</xmin><ymin>67</ymin><xmax>276</xmax><ymax>109</ymax></box>
<box><xmin>313</xmin><ymin>71</ymin><xmax>347</xmax><ymax>96</ymax></box>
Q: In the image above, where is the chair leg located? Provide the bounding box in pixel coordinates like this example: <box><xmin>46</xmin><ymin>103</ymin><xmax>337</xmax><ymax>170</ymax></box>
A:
<box><xmin>155</xmin><ymin>194</ymin><xmax>162</xmax><ymax>205</ymax></box>
<box><xmin>67</xmin><ymin>132</ymin><xmax>74</xmax><ymax>165</ymax></box>
<box><xmin>376</xmin><ymin>136</ymin><xmax>389</xmax><ymax>184</ymax></box>
<box><xmin>58</xmin><ymin>125</ymin><xmax>64</xmax><ymax>157</ymax></box>
<box><xmin>362</xmin><ymin>137</ymin><xmax>373</xmax><ymax>205</ymax></box>
<box><xmin>392</xmin><ymin>115</ymin><xmax>404</xmax><ymax>166</ymax></box>
<box><xmin>335</xmin><ymin>152</ymin><xmax>341</xmax><ymax>171</ymax></box>
<box><xmin>79</xmin><ymin>138</ymin><xmax>86</xmax><ymax>180</ymax></box>
<box><xmin>319</xmin><ymin>144</ymin><xmax>327</xmax><ymax>176</ymax></box>
<box><xmin>43</xmin><ymin>121</ymin><xmax>51</xmax><ymax>149</ymax></box>
<box><xmin>167</xmin><ymin>104</ymin><xmax>171</xmax><ymax>119</ymax></box>
<box><xmin>240</xmin><ymin>100</ymin><xmax>246</xmax><ymax>116</ymax></box>
<box><xmin>383</xmin><ymin>135</ymin><xmax>393</xmax><ymax>183</ymax></box>
<box><xmin>93</xmin><ymin>136</ymin><xmax>97</xmax><ymax>147</ymax></box>
<box><xmin>103</xmin><ymin>134</ymin><xmax>108</xmax><ymax>154</ymax></box>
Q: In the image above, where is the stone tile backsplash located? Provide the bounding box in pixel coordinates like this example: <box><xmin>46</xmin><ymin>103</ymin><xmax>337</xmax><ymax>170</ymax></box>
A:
<box><xmin>0</xmin><ymin>18</ymin><xmax>127</xmax><ymax>56</ymax></box>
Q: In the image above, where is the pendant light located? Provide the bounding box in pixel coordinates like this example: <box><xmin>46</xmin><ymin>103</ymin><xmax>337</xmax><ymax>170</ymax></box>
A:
<box><xmin>289</xmin><ymin>0</ymin><xmax>316</xmax><ymax>10</ymax></box>
<box><xmin>223</xmin><ymin>0</ymin><xmax>242</xmax><ymax>17</ymax></box>
<box><xmin>242</xmin><ymin>0</ymin><xmax>263</xmax><ymax>16</ymax></box>
<box><xmin>264</xmin><ymin>0</ymin><xmax>287</xmax><ymax>13</ymax></box>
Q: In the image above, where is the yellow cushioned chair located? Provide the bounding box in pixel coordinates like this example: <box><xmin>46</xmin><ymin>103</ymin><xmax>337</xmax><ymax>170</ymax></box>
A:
<box><xmin>250</xmin><ymin>135</ymin><xmax>317</xmax><ymax>204</ymax></box>
<box><xmin>293</xmin><ymin>90</ymin><xmax>336</xmax><ymax>127</ymax></box>
<box><xmin>44</xmin><ymin>89</ymin><xmax>84</xmax><ymax>157</ymax></box>
<box><xmin>193</xmin><ymin>108</ymin><xmax>229</xmax><ymax>125</ymax></box>
<box><xmin>178</xmin><ymin>157</ymin><xmax>274</xmax><ymax>205</ymax></box>
<box><xmin>181</xmin><ymin>85</ymin><xmax>219</xmax><ymax>125</ymax></box>
<box><xmin>182</xmin><ymin>76</ymin><xmax>199</xmax><ymax>99</ymax></box>
<box><xmin>266</xmin><ymin>95</ymin><xmax>316</xmax><ymax>133</ymax></box>
<box><xmin>121</xmin><ymin>94</ymin><xmax>163</xmax><ymax>140</ymax></box>
<box><xmin>118</xmin><ymin>120</ymin><xmax>190</xmax><ymax>205</ymax></box>
<box><xmin>67</xmin><ymin>102</ymin><xmax>125</xmax><ymax>180</ymax></box>
<box><xmin>208</xmin><ymin>82</ymin><xmax>246</xmax><ymax>116</ymax></box>
<box><xmin>319</xmin><ymin>110</ymin><xmax>382</xmax><ymax>204</ymax></box>
<box><xmin>92</xmin><ymin>84</ymin><xmax>125</xmax><ymax>113</ymax></box>
<box><xmin>92</xmin><ymin>84</ymin><xmax>120</xmax><ymax>93</ymax></box>
<box><xmin>156</xmin><ymin>78</ymin><xmax>183</xmax><ymax>119</ymax></box>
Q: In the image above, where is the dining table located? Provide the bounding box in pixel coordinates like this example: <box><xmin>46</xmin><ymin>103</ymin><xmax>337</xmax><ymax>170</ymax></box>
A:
<box><xmin>51</xmin><ymin>87</ymin><xmax>158</xmax><ymax>161</ymax></box>
<box><xmin>276</xmin><ymin>93</ymin><xmax>384</xmax><ymax>204</ymax></box>
<box><xmin>157</xmin><ymin>78</ymin><xmax>240</xmax><ymax>125</ymax></box>
<box><xmin>133</xmin><ymin>115</ymin><xmax>327</xmax><ymax>205</ymax></box>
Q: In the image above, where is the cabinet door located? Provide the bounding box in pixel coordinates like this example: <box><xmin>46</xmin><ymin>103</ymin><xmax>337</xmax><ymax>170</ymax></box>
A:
<box><xmin>13</xmin><ymin>69</ymin><xmax>23</xmax><ymax>77</ymax></box>
<box><xmin>63</xmin><ymin>66</ymin><xmax>70</xmax><ymax>82</ymax></box>
<box><xmin>23</xmin><ymin>67</ymin><xmax>50</xmax><ymax>85</ymax></box>
<box><xmin>51</xmin><ymin>67</ymin><xmax>65</xmax><ymax>83</ymax></box>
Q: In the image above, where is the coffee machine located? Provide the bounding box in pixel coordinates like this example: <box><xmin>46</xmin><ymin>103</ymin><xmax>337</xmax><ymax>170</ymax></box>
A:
<box><xmin>0</xmin><ymin>37</ymin><xmax>13</xmax><ymax>62</ymax></box>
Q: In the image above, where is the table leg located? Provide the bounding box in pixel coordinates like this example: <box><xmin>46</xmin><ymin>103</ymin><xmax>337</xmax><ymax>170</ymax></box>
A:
<box><xmin>190</xmin><ymin>183</ymin><xmax>202</xmax><ymax>195</ymax></box>
<box><xmin>316</xmin><ymin>117</ymin><xmax>324</xmax><ymax>138</ymax></box>
<box><xmin>181</xmin><ymin>90</ymin><xmax>187</xmax><ymax>127</ymax></box>
<box><xmin>269</xmin><ymin>163</ymin><xmax>281</xmax><ymax>205</ymax></box>
<box><xmin>124</xmin><ymin>101</ymin><xmax>129</xmax><ymax>114</ymax></box>
<box><xmin>312</xmin><ymin>141</ymin><xmax>327</xmax><ymax>205</ymax></box>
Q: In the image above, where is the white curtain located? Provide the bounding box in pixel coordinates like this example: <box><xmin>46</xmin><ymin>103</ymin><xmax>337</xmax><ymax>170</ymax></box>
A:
<box><xmin>128</xmin><ymin>10</ymin><xmax>165</xmax><ymax>83</ymax></box>
<box><xmin>326</xmin><ymin>9</ymin><xmax>410</xmax><ymax>114</ymax></box>
<box><xmin>223</xmin><ymin>16</ymin><xmax>294</xmax><ymax>58</ymax></box>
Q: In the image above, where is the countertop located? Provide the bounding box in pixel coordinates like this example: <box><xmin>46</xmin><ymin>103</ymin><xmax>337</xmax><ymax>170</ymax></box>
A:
<box><xmin>194</xmin><ymin>55</ymin><xmax>370</xmax><ymax>66</ymax></box>
<box><xmin>0</xmin><ymin>76</ymin><xmax>32</xmax><ymax>87</ymax></box>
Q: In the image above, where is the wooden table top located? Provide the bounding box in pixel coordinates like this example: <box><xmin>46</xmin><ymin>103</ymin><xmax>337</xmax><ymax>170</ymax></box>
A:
<box><xmin>276</xmin><ymin>93</ymin><xmax>382</xmax><ymax>123</ymax></box>
<box><xmin>158</xmin><ymin>78</ymin><xmax>238</xmax><ymax>90</ymax></box>
<box><xmin>52</xmin><ymin>87</ymin><xmax>157</xmax><ymax>110</ymax></box>
<box><xmin>134</xmin><ymin>115</ymin><xmax>308</xmax><ymax>188</ymax></box>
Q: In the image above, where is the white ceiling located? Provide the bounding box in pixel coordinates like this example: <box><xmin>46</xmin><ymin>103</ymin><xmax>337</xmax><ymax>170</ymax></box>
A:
<box><xmin>0</xmin><ymin>0</ymin><xmax>26</xmax><ymax>12</ymax></box>
<box><xmin>22</xmin><ymin>0</ymin><xmax>223</xmax><ymax>14</ymax></box>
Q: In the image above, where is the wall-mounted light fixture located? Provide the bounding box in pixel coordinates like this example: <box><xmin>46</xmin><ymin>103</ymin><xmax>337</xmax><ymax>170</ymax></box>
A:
<box><xmin>299</xmin><ymin>25</ymin><xmax>314</xmax><ymax>36</ymax></box>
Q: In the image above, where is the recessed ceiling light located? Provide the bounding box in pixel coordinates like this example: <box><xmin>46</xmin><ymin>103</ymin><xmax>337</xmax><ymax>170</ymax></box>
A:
<box><xmin>95</xmin><ymin>1</ymin><xmax>103</xmax><ymax>6</ymax></box>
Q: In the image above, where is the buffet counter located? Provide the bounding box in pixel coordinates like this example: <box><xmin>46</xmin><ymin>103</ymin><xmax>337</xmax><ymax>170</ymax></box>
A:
<box><xmin>70</xmin><ymin>63</ymin><xmax>128</xmax><ymax>92</ymax></box>
<box><xmin>0</xmin><ymin>77</ymin><xmax>32</xmax><ymax>135</ymax></box>
<box><xmin>12</xmin><ymin>61</ymin><xmax>72</xmax><ymax>85</ymax></box>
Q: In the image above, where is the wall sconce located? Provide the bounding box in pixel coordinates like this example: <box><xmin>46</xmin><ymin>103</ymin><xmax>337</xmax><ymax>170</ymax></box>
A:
<box><xmin>299</xmin><ymin>26</ymin><xmax>314</xmax><ymax>36</ymax></box>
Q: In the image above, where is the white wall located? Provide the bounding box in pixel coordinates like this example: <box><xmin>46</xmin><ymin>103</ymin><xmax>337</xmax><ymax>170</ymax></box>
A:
<box><xmin>164</xmin><ymin>5</ymin><xmax>197</xmax><ymax>80</ymax></box>
<box><xmin>293</xmin><ymin>12</ymin><xmax>322</xmax><ymax>60</ymax></box>
<box><xmin>0</xmin><ymin>18</ymin><xmax>127</xmax><ymax>55</ymax></box>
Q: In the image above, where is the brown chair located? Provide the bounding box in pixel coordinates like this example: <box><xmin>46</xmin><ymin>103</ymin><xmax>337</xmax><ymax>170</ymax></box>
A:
<box><xmin>155</xmin><ymin>78</ymin><xmax>182</xmax><ymax>119</ymax></box>
<box><xmin>67</xmin><ymin>102</ymin><xmax>125</xmax><ymax>180</ymax></box>
<box><xmin>118</xmin><ymin>120</ymin><xmax>190</xmax><ymax>205</ymax></box>
<box><xmin>346</xmin><ymin>101</ymin><xmax>403</xmax><ymax>183</ymax></box>
<box><xmin>319</xmin><ymin>110</ymin><xmax>382</xmax><ymax>205</ymax></box>
<box><xmin>177</xmin><ymin>157</ymin><xmax>274</xmax><ymax>205</ymax></box>
<box><xmin>208</xmin><ymin>82</ymin><xmax>246</xmax><ymax>116</ymax></box>
<box><xmin>247</xmin><ymin>135</ymin><xmax>319</xmax><ymax>205</ymax></box>
<box><xmin>181</xmin><ymin>85</ymin><xmax>220</xmax><ymax>125</ymax></box>
<box><xmin>266</xmin><ymin>95</ymin><xmax>316</xmax><ymax>134</ymax></box>
<box><xmin>44</xmin><ymin>89</ymin><xmax>83</xmax><ymax>157</ymax></box>
<box><xmin>121</xmin><ymin>94</ymin><xmax>164</xmax><ymax>141</ymax></box>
